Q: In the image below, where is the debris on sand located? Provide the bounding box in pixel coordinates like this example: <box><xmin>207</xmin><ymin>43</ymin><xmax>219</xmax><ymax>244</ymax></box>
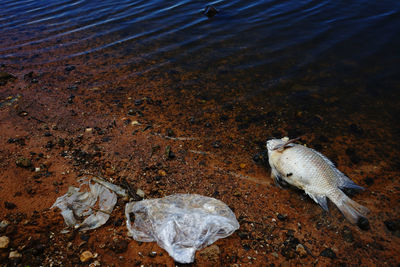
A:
<box><xmin>51</xmin><ymin>177</ymin><xmax>126</xmax><ymax>231</ymax></box>
<box><xmin>125</xmin><ymin>194</ymin><xmax>239</xmax><ymax>263</ymax></box>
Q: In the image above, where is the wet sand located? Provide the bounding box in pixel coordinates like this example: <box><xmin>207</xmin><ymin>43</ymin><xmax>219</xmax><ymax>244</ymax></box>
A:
<box><xmin>0</xmin><ymin>57</ymin><xmax>400</xmax><ymax>266</ymax></box>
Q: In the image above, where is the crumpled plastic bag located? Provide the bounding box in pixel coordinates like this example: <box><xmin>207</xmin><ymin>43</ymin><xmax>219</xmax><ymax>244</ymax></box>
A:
<box><xmin>51</xmin><ymin>177</ymin><xmax>125</xmax><ymax>231</ymax></box>
<box><xmin>125</xmin><ymin>194</ymin><xmax>240</xmax><ymax>263</ymax></box>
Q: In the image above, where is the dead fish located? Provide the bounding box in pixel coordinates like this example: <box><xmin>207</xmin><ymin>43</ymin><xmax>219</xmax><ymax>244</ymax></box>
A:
<box><xmin>266</xmin><ymin>137</ymin><xmax>369</xmax><ymax>225</ymax></box>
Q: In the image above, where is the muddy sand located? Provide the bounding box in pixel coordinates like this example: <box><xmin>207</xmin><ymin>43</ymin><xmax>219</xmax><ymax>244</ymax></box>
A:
<box><xmin>0</xmin><ymin>64</ymin><xmax>399</xmax><ymax>266</ymax></box>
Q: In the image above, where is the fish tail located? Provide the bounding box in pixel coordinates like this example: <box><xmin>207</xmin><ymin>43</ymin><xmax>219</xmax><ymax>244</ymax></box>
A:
<box><xmin>331</xmin><ymin>190</ymin><xmax>369</xmax><ymax>224</ymax></box>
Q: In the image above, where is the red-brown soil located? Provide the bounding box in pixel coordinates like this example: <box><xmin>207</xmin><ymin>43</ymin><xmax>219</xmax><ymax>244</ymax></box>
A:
<box><xmin>0</xmin><ymin>62</ymin><xmax>399</xmax><ymax>266</ymax></box>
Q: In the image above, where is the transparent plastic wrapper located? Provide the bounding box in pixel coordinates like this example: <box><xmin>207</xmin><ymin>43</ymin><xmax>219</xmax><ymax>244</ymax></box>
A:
<box><xmin>51</xmin><ymin>177</ymin><xmax>126</xmax><ymax>231</ymax></box>
<box><xmin>125</xmin><ymin>194</ymin><xmax>240</xmax><ymax>263</ymax></box>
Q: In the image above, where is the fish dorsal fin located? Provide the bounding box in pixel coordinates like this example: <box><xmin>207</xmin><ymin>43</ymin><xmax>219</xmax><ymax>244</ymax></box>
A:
<box><xmin>272</xmin><ymin>137</ymin><xmax>301</xmax><ymax>151</ymax></box>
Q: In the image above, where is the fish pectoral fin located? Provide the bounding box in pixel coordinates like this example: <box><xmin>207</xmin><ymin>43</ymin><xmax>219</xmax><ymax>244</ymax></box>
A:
<box><xmin>309</xmin><ymin>194</ymin><xmax>329</xmax><ymax>212</ymax></box>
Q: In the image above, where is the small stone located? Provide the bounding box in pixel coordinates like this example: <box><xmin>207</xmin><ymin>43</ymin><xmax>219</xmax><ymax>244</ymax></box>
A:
<box><xmin>277</xmin><ymin>213</ymin><xmax>287</xmax><ymax>221</ymax></box>
<box><xmin>203</xmin><ymin>5</ymin><xmax>219</xmax><ymax>18</ymax></box>
<box><xmin>320</xmin><ymin>248</ymin><xmax>336</xmax><ymax>259</ymax></box>
<box><xmin>105</xmin><ymin>167</ymin><xmax>115</xmax><ymax>176</ymax></box>
<box><xmin>85</xmin><ymin>128</ymin><xmax>93</xmax><ymax>133</ymax></box>
<box><xmin>0</xmin><ymin>220</ymin><xmax>10</xmax><ymax>232</ymax></box>
<box><xmin>239</xmin><ymin>163</ymin><xmax>246</xmax><ymax>169</ymax></box>
<box><xmin>0</xmin><ymin>236</ymin><xmax>10</xmax><ymax>248</ymax></box>
<box><xmin>199</xmin><ymin>245</ymin><xmax>220</xmax><ymax>262</ymax></box>
<box><xmin>80</xmin><ymin>250</ymin><xmax>94</xmax><ymax>263</ymax></box>
<box><xmin>148</xmin><ymin>251</ymin><xmax>157</xmax><ymax>258</ymax></box>
<box><xmin>357</xmin><ymin>217</ymin><xmax>370</xmax><ymax>231</ymax></box>
<box><xmin>15</xmin><ymin>157</ymin><xmax>32</xmax><ymax>168</ymax></box>
<box><xmin>110</xmin><ymin>238</ymin><xmax>129</xmax><ymax>253</ymax></box>
<box><xmin>89</xmin><ymin>260</ymin><xmax>101</xmax><ymax>267</ymax></box>
<box><xmin>127</xmin><ymin>109</ymin><xmax>135</xmax><ymax>115</ymax></box>
<box><xmin>136</xmin><ymin>189</ymin><xmax>145</xmax><ymax>198</ymax></box>
<box><xmin>271</xmin><ymin>252</ymin><xmax>279</xmax><ymax>258</ymax></box>
<box><xmin>341</xmin><ymin>226</ymin><xmax>354</xmax><ymax>242</ymax></box>
<box><xmin>233</xmin><ymin>191</ymin><xmax>241</xmax><ymax>197</ymax></box>
<box><xmin>4</xmin><ymin>201</ymin><xmax>17</xmax><ymax>210</ymax></box>
<box><xmin>9</xmin><ymin>251</ymin><xmax>22</xmax><ymax>259</ymax></box>
<box><xmin>131</xmin><ymin>120</ymin><xmax>140</xmax><ymax>126</ymax></box>
<box><xmin>157</xmin><ymin>170</ymin><xmax>167</xmax><ymax>176</ymax></box>
<box><xmin>296</xmin><ymin>244</ymin><xmax>307</xmax><ymax>258</ymax></box>
<box><xmin>65</xmin><ymin>65</ymin><xmax>76</xmax><ymax>72</ymax></box>
<box><xmin>134</xmin><ymin>99</ymin><xmax>143</xmax><ymax>106</ymax></box>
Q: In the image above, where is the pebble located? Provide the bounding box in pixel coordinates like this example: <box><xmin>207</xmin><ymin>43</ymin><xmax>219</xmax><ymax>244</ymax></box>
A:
<box><xmin>136</xmin><ymin>189</ymin><xmax>145</xmax><ymax>198</ymax></box>
<box><xmin>0</xmin><ymin>236</ymin><xmax>10</xmax><ymax>248</ymax></box>
<box><xmin>0</xmin><ymin>220</ymin><xmax>10</xmax><ymax>232</ymax></box>
<box><xmin>157</xmin><ymin>169</ymin><xmax>167</xmax><ymax>176</ymax></box>
<box><xmin>295</xmin><ymin>244</ymin><xmax>307</xmax><ymax>258</ymax></box>
<box><xmin>15</xmin><ymin>157</ymin><xmax>32</xmax><ymax>168</ymax></box>
<box><xmin>89</xmin><ymin>260</ymin><xmax>101</xmax><ymax>267</ymax></box>
<box><xmin>148</xmin><ymin>251</ymin><xmax>157</xmax><ymax>258</ymax></box>
<box><xmin>80</xmin><ymin>250</ymin><xmax>94</xmax><ymax>263</ymax></box>
<box><xmin>9</xmin><ymin>251</ymin><xmax>22</xmax><ymax>259</ymax></box>
<box><xmin>65</xmin><ymin>65</ymin><xmax>76</xmax><ymax>72</ymax></box>
<box><xmin>320</xmin><ymin>248</ymin><xmax>336</xmax><ymax>259</ymax></box>
<box><xmin>4</xmin><ymin>201</ymin><xmax>17</xmax><ymax>210</ymax></box>
<box><xmin>203</xmin><ymin>5</ymin><xmax>219</xmax><ymax>18</ymax></box>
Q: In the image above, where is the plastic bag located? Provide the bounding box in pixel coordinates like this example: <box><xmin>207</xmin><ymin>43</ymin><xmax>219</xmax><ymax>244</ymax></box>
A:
<box><xmin>51</xmin><ymin>177</ymin><xmax>124</xmax><ymax>231</ymax></box>
<box><xmin>125</xmin><ymin>194</ymin><xmax>240</xmax><ymax>263</ymax></box>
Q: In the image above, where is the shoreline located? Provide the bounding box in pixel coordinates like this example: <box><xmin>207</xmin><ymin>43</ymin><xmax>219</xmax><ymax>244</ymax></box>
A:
<box><xmin>0</xmin><ymin>65</ymin><xmax>399</xmax><ymax>265</ymax></box>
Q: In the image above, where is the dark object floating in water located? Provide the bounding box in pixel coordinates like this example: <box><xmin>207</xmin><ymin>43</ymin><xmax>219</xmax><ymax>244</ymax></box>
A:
<box><xmin>203</xmin><ymin>5</ymin><xmax>219</xmax><ymax>18</ymax></box>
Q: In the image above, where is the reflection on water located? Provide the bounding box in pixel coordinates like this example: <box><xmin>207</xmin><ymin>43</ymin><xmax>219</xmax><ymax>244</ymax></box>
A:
<box><xmin>1</xmin><ymin>0</ymin><xmax>399</xmax><ymax>148</ymax></box>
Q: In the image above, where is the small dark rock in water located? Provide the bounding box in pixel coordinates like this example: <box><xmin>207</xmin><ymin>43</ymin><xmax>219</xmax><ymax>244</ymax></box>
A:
<box><xmin>320</xmin><ymin>248</ymin><xmax>336</xmax><ymax>259</ymax></box>
<box><xmin>384</xmin><ymin>219</ymin><xmax>400</xmax><ymax>232</ymax></box>
<box><xmin>357</xmin><ymin>217</ymin><xmax>370</xmax><ymax>231</ymax></box>
<box><xmin>44</xmin><ymin>132</ymin><xmax>52</xmax><ymax>137</ymax></box>
<box><xmin>203</xmin><ymin>5</ymin><xmax>219</xmax><ymax>18</ymax></box>
<box><xmin>65</xmin><ymin>65</ymin><xmax>75</xmax><ymax>72</ymax></box>
<box><xmin>4</xmin><ymin>201</ymin><xmax>17</xmax><ymax>210</ymax></box>
<box><xmin>16</xmin><ymin>157</ymin><xmax>32</xmax><ymax>168</ymax></box>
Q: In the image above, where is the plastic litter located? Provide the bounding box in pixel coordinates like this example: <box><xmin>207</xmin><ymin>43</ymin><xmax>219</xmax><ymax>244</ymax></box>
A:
<box><xmin>51</xmin><ymin>177</ymin><xmax>126</xmax><ymax>231</ymax></box>
<box><xmin>125</xmin><ymin>194</ymin><xmax>240</xmax><ymax>263</ymax></box>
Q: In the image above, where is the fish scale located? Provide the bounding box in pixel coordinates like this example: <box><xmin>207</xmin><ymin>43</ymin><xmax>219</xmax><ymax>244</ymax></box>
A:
<box><xmin>267</xmin><ymin>137</ymin><xmax>369</xmax><ymax>225</ymax></box>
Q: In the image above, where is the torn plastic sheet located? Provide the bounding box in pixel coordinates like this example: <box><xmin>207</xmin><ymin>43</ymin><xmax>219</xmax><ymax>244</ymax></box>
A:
<box><xmin>51</xmin><ymin>177</ymin><xmax>125</xmax><ymax>231</ymax></box>
<box><xmin>125</xmin><ymin>194</ymin><xmax>240</xmax><ymax>263</ymax></box>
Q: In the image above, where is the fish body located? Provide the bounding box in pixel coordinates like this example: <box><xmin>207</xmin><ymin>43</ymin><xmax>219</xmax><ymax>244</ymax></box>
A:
<box><xmin>266</xmin><ymin>137</ymin><xmax>369</xmax><ymax>224</ymax></box>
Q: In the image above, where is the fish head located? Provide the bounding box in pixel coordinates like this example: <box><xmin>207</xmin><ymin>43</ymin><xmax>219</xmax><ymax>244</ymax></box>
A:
<box><xmin>266</xmin><ymin>137</ymin><xmax>290</xmax><ymax>152</ymax></box>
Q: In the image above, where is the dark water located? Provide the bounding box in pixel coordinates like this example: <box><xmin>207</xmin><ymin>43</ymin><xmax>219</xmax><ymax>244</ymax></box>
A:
<box><xmin>1</xmin><ymin>0</ymin><xmax>400</xmax><ymax>141</ymax></box>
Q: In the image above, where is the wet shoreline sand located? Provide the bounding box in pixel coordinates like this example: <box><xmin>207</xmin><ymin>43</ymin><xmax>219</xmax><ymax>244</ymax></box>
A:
<box><xmin>1</xmin><ymin>57</ymin><xmax>399</xmax><ymax>265</ymax></box>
